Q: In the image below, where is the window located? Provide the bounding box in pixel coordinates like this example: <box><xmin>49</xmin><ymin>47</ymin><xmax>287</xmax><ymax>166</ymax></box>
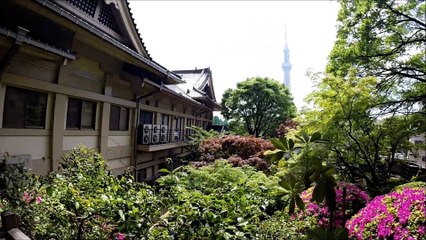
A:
<box><xmin>140</xmin><ymin>110</ymin><xmax>153</xmax><ymax>124</ymax></box>
<box><xmin>3</xmin><ymin>86</ymin><xmax>47</xmax><ymax>129</ymax></box>
<box><xmin>66</xmin><ymin>98</ymin><xmax>96</xmax><ymax>130</ymax></box>
<box><xmin>161</xmin><ymin>114</ymin><xmax>169</xmax><ymax>126</ymax></box>
<box><xmin>186</xmin><ymin>118</ymin><xmax>194</xmax><ymax>137</ymax></box>
<box><xmin>175</xmin><ymin>117</ymin><xmax>183</xmax><ymax>130</ymax></box>
<box><xmin>109</xmin><ymin>105</ymin><xmax>129</xmax><ymax>131</ymax></box>
<box><xmin>137</xmin><ymin>168</ymin><xmax>147</xmax><ymax>182</ymax></box>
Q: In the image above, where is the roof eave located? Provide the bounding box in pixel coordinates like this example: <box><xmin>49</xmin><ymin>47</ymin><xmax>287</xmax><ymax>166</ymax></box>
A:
<box><xmin>35</xmin><ymin>0</ymin><xmax>183</xmax><ymax>85</ymax></box>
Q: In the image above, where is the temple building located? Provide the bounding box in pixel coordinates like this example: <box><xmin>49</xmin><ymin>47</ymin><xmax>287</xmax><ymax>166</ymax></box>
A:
<box><xmin>0</xmin><ymin>0</ymin><xmax>220</xmax><ymax>181</ymax></box>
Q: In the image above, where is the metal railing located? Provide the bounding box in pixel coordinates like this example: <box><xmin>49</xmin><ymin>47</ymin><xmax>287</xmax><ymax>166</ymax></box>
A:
<box><xmin>137</xmin><ymin>124</ymin><xmax>196</xmax><ymax>145</ymax></box>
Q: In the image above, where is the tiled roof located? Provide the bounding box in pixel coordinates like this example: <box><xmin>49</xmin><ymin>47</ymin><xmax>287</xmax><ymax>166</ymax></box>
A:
<box><xmin>163</xmin><ymin>84</ymin><xmax>206</xmax><ymax>106</ymax></box>
<box><xmin>35</xmin><ymin>0</ymin><xmax>182</xmax><ymax>84</ymax></box>
<box><xmin>174</xmin><ymin>68</ymin><xmax>211</xmax><ymax>99</ymax></box>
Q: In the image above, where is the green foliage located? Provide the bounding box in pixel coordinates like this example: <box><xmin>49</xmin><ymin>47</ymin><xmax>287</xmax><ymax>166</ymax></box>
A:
<box><xmin>302</xmin><ymin>74</ymin><xmax>424</xmax><ymax>193</ymax></box>
<box><xmin>156</xmin><ymin>161</ymin><xmax>280</xmax><ymax>239</ymax></box>
<box><xmin>266</xmin><ymin>132</ymin><xmax>338</xmax><ymax>214</ymax></box>
<box><xmin>274</xmin><ymin>119</ymin><xmax>299</xmax><ymax>138</ymax></box>
<box><xmin>255</xmin><ymin>212</ymin><xmax>315</xmax><ymax>240</ymax></box>
<box><xmin>0</xmin><ymin>146</ymin><xmax>163</xmax><ymax>239</ymax></box>
<box><xmin>265</xmin><ymin>132</ymin><xmax>352</xmax><ymax>239</ymax></box>
<box><xmin>221</xmin><ymin>77</ymin><xmax>296</xmax><ymax>137</ymax></box>
<box><xmin>197</xmin><ymin>135</ymin><xmax>273</xmax><ymax>170</ymax></box>
<box><xmin>306</xmin><ymin>227</ymin><xmax>348</xmax><ymax>240</ymax></box>
<box><xmin>327</xmin><ymin>0</ymin><xmax>426</xmax><ymax>114</ymax></box>
<box><xmin>393</xmin><ymin>181</ymin><xmax>426</xmax><ymax>192</ymax></box>
<box><xmin>186</xmin><ymin>125</ymin><xmax>225</xmax><ymax>160</ymax></box>
<box><xmin>213</xmin><ymin>115</ymin><xmax>227</xmax><ymax>126</ymax></box>
<box><xmin>227</xmin><ymin>119</ymin><xmax>249</xmax><ymax>136</ymax></box>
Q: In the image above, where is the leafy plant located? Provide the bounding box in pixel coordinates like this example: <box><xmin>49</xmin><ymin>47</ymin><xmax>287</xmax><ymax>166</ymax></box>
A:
<box><xmin>255</xmin><ymin>211</ymin><xmax>315</xmax><ymax>240</ymax></box>
<box><xmin>265</xmin><ymin>132</ymin><xmax>353</xmax><ymax>239</ymax></box>
<box><xmin>274</xmin><ymin>119</ymin><xmax>300</xmax><ymax>138</ymax></box>
<box><xmin>197</xmin><ymin>135</ymin><xmax>274</xmax><ymax>170</ymax></box>
<box><xmin>156</xmin><ymin>161</ymin><xmax>279</xmax><ymax>239</ymax></box>
<box><xmin>299</xmin><ymin>182</ymin><xmax>369</xmax><ymax>229</ymax></box>
<box><xmin>186</xmin><ymin>125</ymin><xmax>225</xmax><ymax>160</ymax></box>
<box><xmin>0</xmin><ymin>146</ymin><xmax>164</xmax><ymax>239</ymax></box>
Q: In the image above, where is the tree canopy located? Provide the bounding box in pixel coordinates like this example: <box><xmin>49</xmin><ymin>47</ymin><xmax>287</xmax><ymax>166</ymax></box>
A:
<box><xmin>221</xmin><ymin>77</ymin><xmax>296</xmax><ymax>137</ymax></box>
<box><xmin>301</xmin><ymin>0</ymin><xmax>426</xmax><ymax>192</ymax></box>
<box><xmin>303</xmin><ymin>73</ymin><xmax>425</xmax><ymax>192</ymax></box>
<box><xmin>327</xmin><ymin>0</ymin><xmax>426</xmax><ymax>115</ymax></box>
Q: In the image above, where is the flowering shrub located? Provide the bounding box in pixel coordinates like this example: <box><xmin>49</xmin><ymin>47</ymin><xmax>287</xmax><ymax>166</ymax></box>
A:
<box><xmin>299</xmin><ymin>182</ymin><xmax>369</xmax><ymax>228</ymax></box>
<box><xmin>198</xmin><ymin>135</ymin><xmax>274</xmax><ymax>170</ymax></box>
<box><xmin>346</xmin><ymin>187</ymin><xmax>426</xmax><ymax>240</ymax></box>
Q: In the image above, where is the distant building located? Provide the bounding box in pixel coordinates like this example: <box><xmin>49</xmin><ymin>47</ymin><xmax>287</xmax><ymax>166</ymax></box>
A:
<box><xmin>282</xmin><ymin>25</ymin><xmax>292</xmax><ymax>90</ymax></box>
<box><xmin>407</xmin><ymin>135</ymin><xmax>426</xmax><ymax>169</ymax></box>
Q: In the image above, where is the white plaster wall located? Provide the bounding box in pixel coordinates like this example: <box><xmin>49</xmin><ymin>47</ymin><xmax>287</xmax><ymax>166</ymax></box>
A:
<box><xmin>0</xmin><ymin>136</ymin><xmax>49</xmax><ymax>159</ymax></box>
<box><xmin>63</xmin><ymin>136</ymin><xmax>98</xmax><ymax>150</ymax></box>
<box><xmin>107</xmin><ymin>135</ymin><xmax>131</xmax><ymax>147</ymax></box>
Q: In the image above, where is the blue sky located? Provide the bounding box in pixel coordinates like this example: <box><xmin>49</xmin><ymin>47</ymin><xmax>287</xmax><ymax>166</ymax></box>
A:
<box><xmin>128</xmin><ymin>1</ymin><xmax>340</xmax><ymax>110</ymax></box>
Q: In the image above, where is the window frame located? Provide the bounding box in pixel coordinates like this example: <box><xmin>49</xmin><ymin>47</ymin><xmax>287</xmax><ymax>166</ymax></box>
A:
<box><xmin>2</xmin><ymin>86</ymin><xmax>48</xmax><ymax>129</ymax></box>
<box><xmin>66</xmin><ymin>97</ymin><xmax>97</xmax><ymax>130</ymax></box>
<box><xmin>140</xmin><ymin>110</ymin><xmax>154</xmax><ymax>125</ymax></box>
<box><xmin>109</xmin><ymin>105</ymin><xmax>130</xmax><ymax>131</ymax></box>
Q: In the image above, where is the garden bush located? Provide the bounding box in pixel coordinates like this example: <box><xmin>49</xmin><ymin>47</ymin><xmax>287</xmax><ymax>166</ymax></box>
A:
<box><xmin>155</xmin><ymin>160</ymin><xmax>280</xmax><ymax>239</ymax></box>
<box><xmin>0</xmin><ymin>146</ymin><xmax>163</xmax><ymax>239</ymax></box>
<box><xmin>346</xmin><ymin>186</ymin><xmax>426</xmax><ymax>240</ymax></box>
<box><xmin>255</xmin><ymin>211</ymin><xmax>315</xmax><ymax>240</ymax></box>
<box><xmin>299</xmin><ymin>182</ymin><xmax>369</xmax><ymax>228</ymax></box>
<box><xmin>273</xmin><ymin>119</ymin><xmax>299</xmax><ymax>138</ymax></box>
<box><xmin>393</xmin><ymin>181</ymin><xmax>426</xmax><ymax>191</ymax></box>
<box><xmin>197</xmin><ymin>135</ymin><xmax>274</xmax><ymax>170</ymax></box>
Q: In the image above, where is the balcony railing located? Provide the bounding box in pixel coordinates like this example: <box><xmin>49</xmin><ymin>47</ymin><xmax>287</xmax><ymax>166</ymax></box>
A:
<box><xmin>137</xmin><ymin>124</ymin><xmax>195</xmax><ymax>145</ymax></box>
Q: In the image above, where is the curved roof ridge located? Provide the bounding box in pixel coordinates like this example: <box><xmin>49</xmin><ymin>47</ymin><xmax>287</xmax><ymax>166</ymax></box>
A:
<box><xmin>124</xmin><ymin>0</ymin><xmax>151</xmax><ymax>60</ymax></box>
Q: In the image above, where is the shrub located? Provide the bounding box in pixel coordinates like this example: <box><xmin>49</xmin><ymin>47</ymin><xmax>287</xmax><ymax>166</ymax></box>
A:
<box><xmin>186</xmin><ymin>125</ymin><xmax>225</xmax><ymax>160</ymax></box>
<box><xmin>0</xmin><ymin>146</ymin><xmax>163</xmax><ymax>239</ymax></box>
<box><xmin>346</xmin><ymin>187</ymin><xmax>426</xmax><ymax>240</ymax></box>
<box><xmin>255</xmin><ymin>211</ymin><xmax>315</xmax><ymax>240</ymax></box>
<box><xmin>393</xmin><ymin>181</ymin><xmax>426</xmax><ymax>191</ymax></box>
<box><xmin>198</xmin><ymin>135</ymin><xmax>274</xmax><ymax>170</ymax></box>
<box><xmin>299</xmin><ymin>182</ymin><xmax>369</xmax><ymax>228</ymax></box>
<box><xmin>156</xmin><ymin>161</ymin><xmax>279</xmax><ymax>239</ymax></box>
<box><xmin>274</xmin><ymin>119</ymin><xmax>299</xmax><ymax>138</ymax></box>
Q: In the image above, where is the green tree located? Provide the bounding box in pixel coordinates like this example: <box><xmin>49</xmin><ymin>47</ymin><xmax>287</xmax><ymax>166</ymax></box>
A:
<box><xmin>221</xmin><ymin>77</ymin><xmax>296</xmax><ymax>137</ymax></box>
<box><xmin>327</xmin><ymin>0</ymin><xmax>426</xmax><ymax>115</ymax></box>
<box><xmin>302</xmin><ymin>73</ymin><xmax>424</xmax><ymax>193</ymax></box>
<box><xmin>227</xmin><ymin>119</ymin><xmax>249</xmax><ymax>136</ymax></box>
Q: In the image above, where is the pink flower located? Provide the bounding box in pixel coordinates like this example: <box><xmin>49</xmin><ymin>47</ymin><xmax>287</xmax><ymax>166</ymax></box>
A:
<box><xmin>36</xmin><ymin>196</ymin><xmax>42</xmax><ymax>204</ymax></box>
<box><xmin>22</xmin><ymin>191</ymin><xmax>32</xmax><ymax>204</ymax></box>
<box><xmin>347</xmin><ymin>187</ymin><xmax>426</xmax><ymax>240</ymax></box>
<box><xmin>299</xmin><ymin>182</ymin><xmax>369</xmax><ymax>228</ymax></box>
<box><xmin>116</xmin><ymin>233</ymin><xmax>125</xmax><ymax>240</ymax></box>
<box><xmin>418</xmin><ymin>225</ymin><xmax>426</xmax><ymax>235</ymax></box>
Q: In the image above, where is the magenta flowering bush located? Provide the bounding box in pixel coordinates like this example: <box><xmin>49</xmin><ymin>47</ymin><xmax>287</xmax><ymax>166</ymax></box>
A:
<box><xmin>346</xmin><ymin>187</ymin><xmax>426</xmax><ymax>240</ymax></box>
<box><xmin>299</xmin><ymin>182</ymin><xmax>369</xmax><ymax>228</ymax></box>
